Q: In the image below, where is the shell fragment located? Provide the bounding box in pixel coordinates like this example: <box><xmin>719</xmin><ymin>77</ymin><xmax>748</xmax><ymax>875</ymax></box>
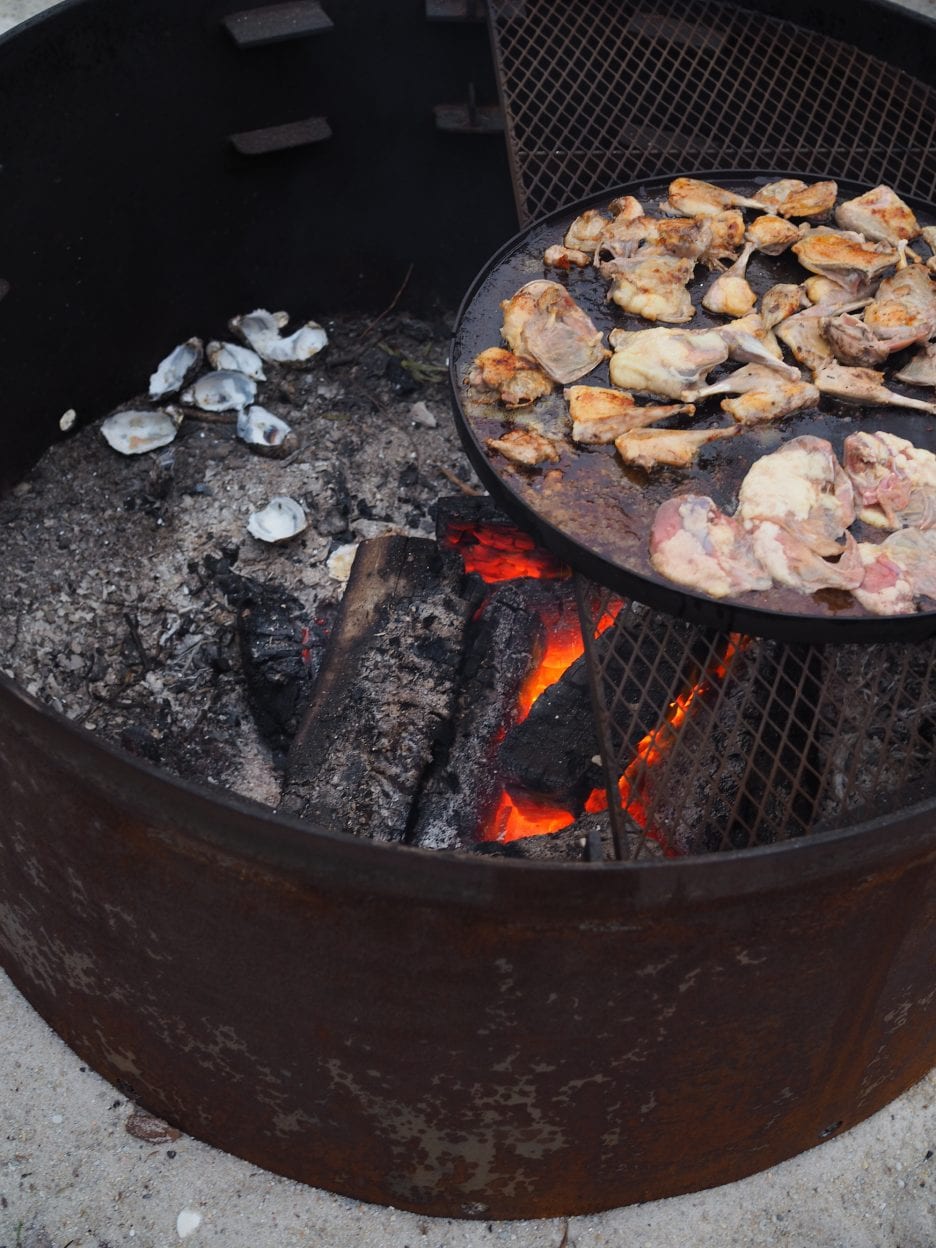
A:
<box><xmin>230</xmin><ymin>308</ymin><xmax>328</xmax><ymax>366</ymax></box>
<box><xmin>181</xmin><ymin>370</ymin><xmax>256</xmax><ymax>412</ymax></box>
<box><xmin>236</xmin><ymin>405</ymin><xmax>295</xmax><ymax>456</ymax></box>
<box><xmin>148</xmin><ymin>338</ymin><xmax>204</xmax><ymax>400</ymax></box>
<box><xmin>100</xmin><ymin>408</ymin><xmax>182</xmax><ymax>455</ymax></box>
<box><xmin>206</xmin><ymin>340</ymin><xmax>266</xmax><ymax>381</ymax></box>
<box><xmin>247</xmin><ymin>495</ymin><xmax>308</xmax><ymax>543</ymax></box>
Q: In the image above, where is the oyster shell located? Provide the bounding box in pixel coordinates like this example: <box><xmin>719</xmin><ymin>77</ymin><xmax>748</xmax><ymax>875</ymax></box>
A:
<box><xmin>181</xmin><ymin>370</ymin><xmax>256</xmax><ymax>412</ymax></box>
<box><xmin>230</xmin><ymin>308</ymin><xmax>328</xmax><ymax>366</ymax></box>
<box><xmin>100</xmin><ymin>407</ymin><xmax>182</xmax><ymax>455</ymax></box>
<box><xmin>247</xmin><ymin>496</ymin><xmax>308</xmax><ymax>543</ymax></box>
<box><xmin>206</xmin><ymin>340</ymin><xmax>266</xmax><ymax>381</ymax></box>
<box><xmin>148</xmin><ymin>337</ymin><xmax>204</xmax><ymax>400</ymax></box>
<box><xmin>236</xmin><ymin>405</ymin><xmax>296</xmax><ymax>457</ymax></box>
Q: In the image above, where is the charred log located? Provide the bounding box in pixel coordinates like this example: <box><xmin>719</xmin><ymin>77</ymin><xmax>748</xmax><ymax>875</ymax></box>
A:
<box><xmin>280</xmin><ymin>536</ymin><xmax>478</xmax><ymax>841</ymax></box>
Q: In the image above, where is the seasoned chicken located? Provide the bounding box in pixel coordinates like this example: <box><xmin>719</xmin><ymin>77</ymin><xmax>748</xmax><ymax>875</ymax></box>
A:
<box><xmin>750</xmin><ymin>525</ymin><xmax>864</xmax><ymax>593</ymax></box>
<box><xmin>594</xmin><ymin>215</ymin><xmax>708</xmax><ymax>265</ymax></box>
<box><xmin>853</xmin><ymin>541</ymin><xmax>917</xmax><ymax>615</ymax></box>
<box><xmin>501</xmin><ymin>280</ymin><xmax>609</xmax><ymax>383</ymax></box>
<box><xmin>544</xmin><ymin>244</ymin><xmax>591</xmax><ymax>269</ymax></box>
<box><xmin>608</xmin><ymin>327</ymin><xmax>729</xmax><ymax>397</ymax></box>
<box><xmin>486</xmin><ymin>428</ymin><xmax>561</xmax><ymax>466</ymax></box>
<box><xmin>721</xmin><ymin>379</ymin><xmax>820</xmax><ymax>425</ymax></box>
<box><xmin>792</xmin><ymin>231</ymin><xmax>899</xmax><ymax>297</ymax></box>
<box><xmin>842</xmin><ymin>430</ymin><xmax>936</xmax><ymax>529</ymax></box>
<box><xmin>862</xmin><ymin>264</ymin><xmax>936</xmax><ymax>352</ymax></box>
<box><xmin>607</xmin><ymin>194</ymin><xmax>644</xmax><ymax>221</ymax></box>
<box><xmin>703</xmin><ymin>209</ymin><xmax>746</xmax><ymax>268</ymax></box>
<box><xmin>649</xmin><ymin>495</ymin><xmax>771</xmax><ymax>598</ymax></box>
<box><xmin>745</xmin><ymin>214</ymin><xmax>802</xmax><ymax>256</ymax></box>
<box><xmin>737</xmin><ymin>435</ymin><xmax>855</xmax><ymax>555</ymax></box>
<box><xmin>803</xmin><ymin>275</ymin><xmax>852</xmax><ymax>305</ymax></box>
<box><xmin>605</xmin><ymin>247</ymin><xmax>696</xmax><ymax>322</ymax></box>
<box><xmin>921</xmin><ymin>225</ymin><xmax>936</xmax><ymax>256</ymax></box>
<box><xmin>718</xmin><ymin>314</ymin><xmax>799</xmax><ymax>376</ymax></box>
<box><xmin>702</xmin><ymin>241</ymin><xmax>757</xmax><ymax>317</ymax></box>
<box><xmin>563</xmin><ymin>208</ymin><xmax>610</xmax><ymax>254</ymax></box>
<box><xmin>760</xmin><ymin>283</ymin><xmax>808</xmax><ymax>329</ymax></box>
<box><xmin>813</xmin><ymin>362</ymin><xmax>936</xmax><ymax>414</ymax></box>
<box><xmin>661</xmin><ymin>177</ymin><xmax>764</xmax><ymax>218</ymax></box>
<box><xmin>894</xmin><ymin>341</ymin><xmax>936</xmax><ymax>386</ymax></box>
<box><xmin>776</xmin><ymin>310</ymin><xmax>836</xmax><ymax>372</ymax></box>
<box><xmin>753</xmin><ymin>179</ymin><xmax>838</xmax><ymax>218</ymax></box>
<box><xmin>834</xmin><ymin>185</ymin><xmax>921</xmax><ymax>245</ymax></box>
<box><xmin>822</xmin><ymin>313</ymin><xmax>890</xmax><ymax>367</ymax></box>
<box><xmin>467</xmin><ymin>347</ymin><xmax>556</xmax><ymax>407</ymax></box>
<box><xmin>614</xmin><ymin>425</ymin><xmax>739</xmax><ymax>471</ymax></box>
<box><xmin>565</xmin><ymin>386</ymin><xmax>694</xmax><ymax>444</ymax></box>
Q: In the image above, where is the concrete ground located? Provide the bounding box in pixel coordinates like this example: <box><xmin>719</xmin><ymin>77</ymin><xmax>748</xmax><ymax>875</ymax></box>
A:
<box><xmin>1</xmin><ymin>1</ymin><xmax>934</xmax><ymax>1245</ymax></box>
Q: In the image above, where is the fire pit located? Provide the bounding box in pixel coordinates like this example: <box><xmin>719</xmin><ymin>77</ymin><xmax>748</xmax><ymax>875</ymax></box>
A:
<box><xmin>1</xmin><ymin>0</ymin><xmax>934</xmax><ymax>1222</ymax></box>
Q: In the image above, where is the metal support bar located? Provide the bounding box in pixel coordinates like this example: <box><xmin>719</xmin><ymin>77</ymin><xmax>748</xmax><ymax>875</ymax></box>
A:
<box><xmin>222</xmin><ymin>1</ymin><xmax>333</xmax><ymax>48</ymax></box>
<box><xmin>229</xmin><ymin>116</ymin><xmax>332</xmax><ymax>155</ymax></box>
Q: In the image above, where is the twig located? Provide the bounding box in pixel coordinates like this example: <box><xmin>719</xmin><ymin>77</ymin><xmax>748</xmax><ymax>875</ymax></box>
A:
<box><xmin>557</xmin><ymin>1219</ymin><xmax>570</xmax><ymax>1248</ymax></box>
<box><xmin>123</xmin><ymin>611</ymin><xmax>150</xmax><ymax>672</ymax></box>
<box><xmin>436</xmin><ymin>464</ymin><xmax>483</xmax><ymax>496</ymax></box>
<box><xmin>352</xmin><ymin>262</ymin><xmax>415</xmax><ymax>354</ymax></box>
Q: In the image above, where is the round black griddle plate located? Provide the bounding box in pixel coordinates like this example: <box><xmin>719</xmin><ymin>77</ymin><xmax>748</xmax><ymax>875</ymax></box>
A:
<box><xmin>450</xmin><ymin>171</ymin><xmax>936</xmax><ymax>643</ymax></box>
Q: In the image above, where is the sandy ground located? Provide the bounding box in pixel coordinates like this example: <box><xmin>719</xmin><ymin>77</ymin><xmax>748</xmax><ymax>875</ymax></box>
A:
<box><xmin>1</xmin><ymin>1</ymin><xmax>935</xmax><ymax>1245</ymax></box>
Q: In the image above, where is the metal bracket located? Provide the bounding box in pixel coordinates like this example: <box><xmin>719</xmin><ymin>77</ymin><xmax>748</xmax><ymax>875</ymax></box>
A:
<box><xmin>434</xmin><ymin>83</ymin><xmax>504</xmax><ymax>134</ymax></box>
<box><xmin>425</xmin><ymin>0</ymin><xmax>486</xmax><ymax>21</ymax></box>
<box><xmin>229</xmin><ymin>116</ymin><xmax>332</xmax><ymax>156</ymax></box>
<box><xmin>222</xmin><ymin>1</ymin><xmax>333</xmax><ymax>48</ymax></box>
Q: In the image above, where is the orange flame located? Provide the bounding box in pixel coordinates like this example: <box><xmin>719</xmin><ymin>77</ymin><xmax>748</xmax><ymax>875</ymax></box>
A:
<box><xmin>443</xmin><ymin>520</ymin><xmax>569</xmax><ymax>583</ymax></box>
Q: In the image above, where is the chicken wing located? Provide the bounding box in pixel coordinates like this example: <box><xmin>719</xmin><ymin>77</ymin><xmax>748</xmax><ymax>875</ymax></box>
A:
<box><xmin>649</xmin><ymin>495</ymin><xmax>771</xmax><ymax>598</ymax></box>
<box><xmin>834</xmin><ymin>185</ymin><xmax>921</xmax><ymax>245</ymax></box>
<box><xmin>468</xmin><ymin>347</ymin><xmax>556</xmax><ymax>407</ymax></box>
<box><xmin>894</xmin><ymin>341</ymin><xmax>936</xmax><ymax>386</ymax></box>
<box><xmin>753</xmin><ymin>179</ymin><xmax>838</xmax><ymax>218</ymax></box>
<box><xmin>486</xmin><ymin>428</ymin><xmax>561</xmax><ymax>466</ymax></box>
<box><xmin>702</xmin><ymin>241</ymin><xmax>757</xmax><ymax>317</ymax></box>
<box><xmin>842</xmin><ymin>430</ymin><xmax>936</xmax><ymax>529</ymax></box>
<box><xmin>721</xmin><ymin>379</ymin><xmax>820</xmax><ymax>425</ymax></box>
<box><xmin>608</xmin><ymin>327</ymin><xmax>730</xmax><ymax>397</ymax></box>
<box><xmin>737</xmin><ymin>435</ymin><xmax>855</xmax><ymax>555</ymax></box>
<box><xmin>745</xmin><ymin>214</ymin><xmax>802</xmax><ymax>255</ymax></box>
<box><xmin>661</xmin><ymin>177</ymin><xmax>764</xmax><ymax>217</ymax></box>
<box><xmin>565</xmin><ymin>386</ymin><xmax>694</xmax><ymax>444</ymax></box>
<box><xmin>792</xmin><ymin>231</ymin><xmax>899</xmax><ymax>297</ymax></box>
<box><xmin>614</xmin><ymin>425</ymin><xmax>739</xmax><ymax>471</ymax></box>
<box><xmin>501</xmin><ymin>280</ymin><xmax>609</xmax><ymax>383</ymax></box>
<box><xmin>813</xmin><ymin>362</ymin><xmax>936</xmax><ymax>414</ymax></box>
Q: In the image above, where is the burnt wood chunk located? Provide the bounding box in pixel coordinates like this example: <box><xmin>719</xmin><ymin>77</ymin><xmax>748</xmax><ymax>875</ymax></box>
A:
<box><xmin>280</xmin><ymin>536</ymin><xmax>477</xmax><ymax>840</ymax></box>
<box><xmin>408</xmin><ymin>581</ymin><xmax>547</xmax><ymax>850</ymax></box>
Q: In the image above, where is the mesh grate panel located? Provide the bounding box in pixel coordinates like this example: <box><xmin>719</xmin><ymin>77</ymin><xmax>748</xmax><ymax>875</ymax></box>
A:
<box><xmin>574</xmin><ymin>585</ymin><xmax>936</xmax><ymax>859</ymax></box>
<box><xmin>488</xmin><ymin>0</ymin><xmax>936</xmax><ymax>223</ymax></box>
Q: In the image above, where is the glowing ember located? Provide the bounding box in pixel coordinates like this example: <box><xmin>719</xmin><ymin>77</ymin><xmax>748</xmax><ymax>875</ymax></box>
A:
<box><xmin>443</xmin><ymin>520</ymin><xmax>569</xmax><ymax>583</ymax></box>
<box><xmin>486</xmin><ymin>788</ymin><xmax>578</xmax><ymax>842</ymax></box>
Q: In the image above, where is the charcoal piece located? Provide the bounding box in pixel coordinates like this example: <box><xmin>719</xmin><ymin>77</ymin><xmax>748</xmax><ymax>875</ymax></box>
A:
<box><xmin>408</xmin><ymin>581</ymin><xmax>548</xmax><ymax>851</ymax></box>
<box><xmin>475</xmin><ymin>810</ymin><xmax>662</xmax><ymax>863</ymax></box>
<box><xmin>280</xmin><ymin>536</ymin><xmax>478</xmax><ymax>841</ymax></box>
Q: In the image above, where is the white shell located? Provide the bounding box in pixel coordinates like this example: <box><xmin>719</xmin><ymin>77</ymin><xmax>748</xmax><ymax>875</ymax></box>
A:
<box><xmin>247</xmin><ymin>495</ymin><xmax>308</xmax><ymax>543</ymax></box>
<box><xmin>327</xmin><ymin>542</ymin><xmax>359</xmax><ymax>583</ymax></box>
<box><xmin>181</xmin><ymin>370</ymin><xmax>256</xmax><ymax>412</ymax></box>
<box><xmin>230</xmin><ymin>307</ymin><xmax>328</xmax><ymax>365</ymax></box>
<box><xmin>206</xmin><ymin>340</ymin><xmax>266</xmax><ymax>381</ymax></box>
<box><xmin>149</xmin><ymin>337</ymin><xmax>204</xmax><ymax>400</ymax></box>
<box><xmin>236</xmin><ymin>404</ymin><xmax>293</xmax><ymax>449</ymax></box>
<box><xmin>100</xmin><ymin>408</ymin><xmax>182</xmax><ymax>455</ymax></box>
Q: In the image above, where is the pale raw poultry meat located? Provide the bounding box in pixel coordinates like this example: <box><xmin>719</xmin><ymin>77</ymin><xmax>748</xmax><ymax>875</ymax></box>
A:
<box><xmin>792</xmin><ymin>231</ymin><xmax>899</xmax><ymax>297</ymax></box>
<box><xmin>649</xmin><ymin>495</ymin><xmax>771</xmax><ymax>598</ymax></box>
<box><xmin>813</xmin><ymin>362</ymin><xmax>936</xmax><ymax>414</ymax></box>
<box><xmin>760</xmin><ymin>283</ymin><xmax>808</xmax><ymax>329</ymax></box>
<box><xmin>853</xmin><ymin>541</ymin><xmax>917</xmax><ymax>615</ymax></box>
<box><xmin>702</xmin><ymin>242</ymin><xmax>757</xmax><ymax>317</ymax></box>
<box><xmin>486</xmin><ymin>428</ymin><xmax>561</xmax><ymax>466</ymax></box>
<box><xmin>842</xmin><ymin>430</ymin><xmax>936</xmax><ymax>529</ymax></box>
<box><xmin>684</xmin><ymin>362</ymin><xmax>791</xmax><ymax>401</ymax></box>
<box><xmin>501</xmin><ymin>280</ymin><xmax>609</xmax><ymax>383</ymax></box>
<box><xmin>614</xmin><ymin>425</ymin><xmax>739</xmax><ymax>471</ymax></box>
<box><xmin>718</xmin><ymin>314</ymin><xmax>800</xmax><ymax>376</ymax></box>
<box><xmin>661</xmin><ymin>177</ymin><xmax>764</xmax><ymax>218</ymax></box>
<box><xmin>605</xmin><ymin>247</ymin><xmax>697</xmax><ymax>323</ymax></box>
<box><xmin>873</xmin><ymin>529</ymin><xmax>936</xmax><ymax>596</ymax></box>
<box><xmin>753</xmin><ymin>179</ymin><xmax>838</xmax><ymax>218</ymax></box>
<box><xmin>745</xmin><ymin>214</ymin><xmax>802</xmax><ymax>255</ymax></box>
<box><xmin>834</xmin><ymin>185</ymin><xmax>921</xmax><ymax>245</ymax></box>
<box><xmin>737</xmin><ymin>435</ymin><xmax>855</xmax><ymax>555</ymax></box>
<box><xmin>721</xmin><ymin>379</ymin><xmax>820</xmax><ymax>426</ymax></box>
<box><xmin>894</xmin><ymin>341</ymin><xmax>936</xmax><ymax>386</ymax></box>
<box><xmin>608</xmin><ymin>326</ymin><xmax>730</xmax><ymax>397</ymax></box>
<box><xmin>565</xmin><ymin>386</ymin><xmax>694</xmax><ymax>444</ymax></box>
<box><xmin>467</xmin><ymin>347</ymin><xmax>555</xmax><ymax>407</ymax></box>
<box><xmin>750</xmin><ymin>524</ymin><xmax>864</xmax><ymax>593</ymax></box>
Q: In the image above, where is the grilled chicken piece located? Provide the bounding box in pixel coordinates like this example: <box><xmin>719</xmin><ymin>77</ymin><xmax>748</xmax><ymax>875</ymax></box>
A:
<box><xmin>703</xmin><ymin>209</ymin><xmax>746</xmax><ymax>268</ymax></box>
<box><xmin>598</xmin><ymin>216</ymin><xmax>713</xmax><ymax>265</ymax></box>
<box><xmin>738</xmin><ymin>435</ymin><xmax>855</xmax><ymax>555</ymax></box>
<box><xmin>776</xmin><ymin>311</ymin><xmax>836</xmax><ymax>372</ymax></box>
<box><xmin>834</xmin><ymin>185</ymin><xmax>921</xmax><ymax>245</ymax></box>
<box><xmin>822</xmin><ymin>314</ymin><xmax>890</xmax><ymax>367</ymax></box>
<box><xmin>702</xmin><ymin>242</ymin><xmax>756</xmax><ymax>317</ymax></box>
<box><xmin>467</xmin><ymin>347</ymin><xmax>556</xmax><ymax>407</ymax></box>
<box><xmin>606</xmin><ymin>248</ymin><xmax>697</xmax><ymax>323</ymax></box>
<box><xmin>745</xmin><ymin>214</ymin><xmax>802</xmax><ymax>255</ymax></box>
<box><xmin>853</xmin><ymin>541</ymin><xmax>917</xmax><ymax>615</ymax></box>
<box><xmin>649</xmin><ymin>495</ymin><xmax>771</xmax><ymax>598</ymax></box>
<box><xmin>721</xmin><ymin>379</ymin><xmax>820</xmax><ymax>425</ymax></box>
<box><xmin>501</xmin><ymin>280</ymin><xmax>609</xmax><ymax>384</ymax></box>
<box><xmin>750</xmin><ymin>525</ymin><xmax>864</xmax><ymax>592</ymax></box>
<box><xmin>921</xmin><ymin>225</ymin><xmax>936</xmax><ymax>256</ymax></box>
<box><xmin>718</xmin><ymin>314</ymin><xmax>799</xmax><ymax>376</ymax></box>
<box><xmin>803</xmin><ymin>275</ymin><xmax>852</xmax><ymax>305</ymax></box>
<box><xmin>608</xmin><ymin>327</ymin><xmax>730</xmax><ymax>397</ymax></box>
<box><xmin>544</xmin><ymin>244</ymin><xmax>591</xmax><ymax>269</ymax></box>
<box><xmin>486</xmin><ymin>428</ymin><xmax>561</xmax><ymax>466</ymax></box>
<box><xmin>842</xmin><ymin>430</ymin><xmax>936</xmax><ymax>529</ymax></box>
<box><xmin>563</xmin><ymin>208</ymin><xmax>610</xmax><ymax>254</ymax></box>
<box><xmin>753</xmin><ymin>179</ymin><xmax>838</xmax><ymax>218</ymax></box>
<box><xmin>607</xmin><ymin>194</ymin><xmax>644</xmax><ymax>221</ymax></box>
<box><xmin>683</xmin><ymin>362</ymin><xmax>791</xmax><ymax>401</ymax></box>
<box><xmin>792</xmin><ymin>231</ymin><xmax>899</xmax><ymax>297</ymax></box>
<box><xmin>760</xmin><ymin>283</ymin><xmax>808</xmax><ymax>329</ymax></box>
<box><xmin>565</xmin><ymin>386</ymin><xmax>694</xmax><ymax>444</ymax></box>
<box><xmin>614</xmin><ymin>425</ymin><xmax>739</xmax><ymax>471</ymax></box>
<box><xmin>661</xmin><ymin>177</ymin><xmax>764</xmax><ymax>218</ymax></box>
<box><xmin>863</xmin><ymin>264</ymin><xmax>936</xmax><ymax>352</ymax></box>
<box><xmin>894</xmin><ymin>341</ymin><xmax>936</xmax><ymax>386</ymax></box>
<box><xmin>813</xmin><ymin>362</ymin><xmax>936</xmax><ymax>414</ymax></box>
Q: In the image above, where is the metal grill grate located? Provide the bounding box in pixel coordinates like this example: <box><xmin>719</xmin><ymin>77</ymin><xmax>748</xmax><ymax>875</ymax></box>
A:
<box><xmin>574</xmin><ymin>585</ymin><xmax>936</xmax><ymax>859</ymax></box>
<box><xmin>488</xmin><ymin>0</ymin><xmax>936</xmax><ymax>223</ymax></box>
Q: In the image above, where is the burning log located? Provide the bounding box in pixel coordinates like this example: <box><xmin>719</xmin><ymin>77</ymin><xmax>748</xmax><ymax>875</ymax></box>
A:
<box><xmin>280</xmin><ymin>536</ymin><xmax>479</xmax><ymax>840</ymax></box>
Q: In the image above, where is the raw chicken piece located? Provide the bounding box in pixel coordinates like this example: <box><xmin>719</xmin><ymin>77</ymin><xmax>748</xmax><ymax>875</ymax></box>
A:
<box><xmin>702</xmin><ymin>242</ymin><xmax>757</xmax><ymax>316</ymax></box>
<box><xmin>792</xmin><ymin>231</ymin><xmax>899</xmax><ymax>297</ymax></box>
<box><xmin>753</xmin><ymin>179</ymin><xmax>838</xmax><ymax>218</ymax></box>
<box><xmin>721</xmin><ymin>379</ymin><xmax>820</xmax><ymax>425</ymax></box>
<box><xmin>684</xmin><ymin>362</ymin><xmax>792</xmax><ymax>401</ymax></box>
<box><xmin>563</xmin><ymin>208</ymin><xmax>610</xmax><ymax>254</ymax></box>
<box><xmin>760</xmin><ymin>283</ymin><xmax>808</xmax><ymax>329</ymax></box>
<box><xmin>842</xmin><ymin>430</ymin><xmax>936</xmax><ymax>529</ymax></box>
<box><xmin>853</xmin><ymin>542</ymin><xmax>917</xmax><ymax>615</ymax></box>
<box><xmin>501</xmin><ymin>280</ymin><xmax>609</xmax><ymax>383</ymax></box>
<box><xmin>737</xmin><ymin>435</ymin><xmax>855</xmax><ymax>555</ymax></box>
<box><xmin>718</xmin><ymin>314</ymin><xmax>800</xmax><ymax>376</ymax></box>
<box><xmin>544</xmin><ymin>244</ymin><xmax>591</xmax><ymax>269</ymax></box>
<box><xmin>467</xmin><ymin>347</ymin><xmax>555</xmax><ymax>408</ymax></box>
<box><xmin>486</xmin><ymin>428</ymin><xmax>561</xmax><ymax>466</ymax></box>
<box><xmin>862</xmin><ymin>264</ymin><xmax>936</xmax><ymax>351</ymax></box>
<box><xmin>745</xmin><ymin>215</ymin><xmax>802</xmax><ymax>255</ymax></box>
<box><xmin>875</xmin><ymin>528</ymin><xmax>936</xmax><ymax>596</ymax></box>
<box><xmin>813</xmin><ymin>362</ymin><xmax>936</xmax><ymax>414</ymax></box>
<box><xmin>565</xmin><ymin>386</ymin><xmax>694</xmax><ymax>444</ymax></box>
<box><xmin>649</xmin><ymin>495</ymin><xmax>771</xmax><ymax>598</ymax></box>
<box><xmin>608</xmin><ymin>327</ymin><xmax>729</xmax><ymax>397</ymax></box>
<box><xmin>661</xmin><ymin>177</ymin><xmax>764</xmax><ymax>218</ymax></box>
<box><xmin>750</xmin><ymin>524</ymin><xmax>864</xmax><ymax>593</ymax></box>
<box><xmin>606</xmin><ymin>248</ymin><xmax>696</xmax><ymax>322</ymax></box>
<box><xmin>614</xmin><ymin>425</ymin><xmax>739</xmax><ymax>471</ymax></box>
<box><xmin>894</xmin><ymin>341</ymin><xmax>936</xmax><ymax>386</ymax></box>
<box><xmin>834</xmin><ymin>185</ymin><xmax>921</xmax><ymax>245</ymax></box>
